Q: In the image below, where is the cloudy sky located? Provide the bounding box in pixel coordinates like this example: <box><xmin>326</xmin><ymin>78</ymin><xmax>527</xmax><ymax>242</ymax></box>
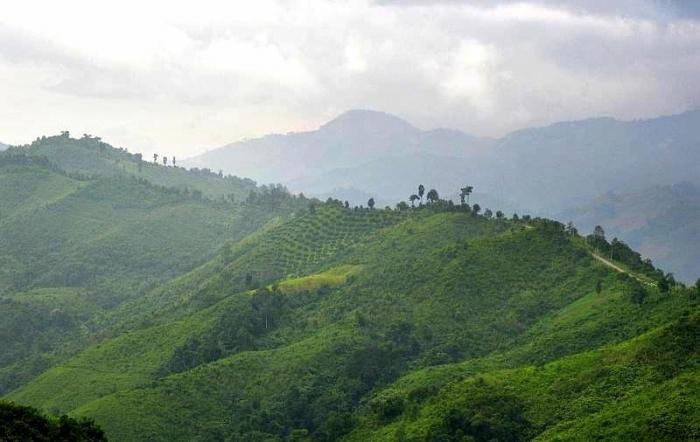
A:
<box><xmin>1</xmin><ymin>0</ymin><xmax>699</xmax><ymax>157</ymax></box>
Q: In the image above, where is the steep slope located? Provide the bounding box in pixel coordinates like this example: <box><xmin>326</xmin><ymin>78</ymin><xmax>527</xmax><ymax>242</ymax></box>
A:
<box><xmin>559</xmin><ymin>182</ymin><xmax>700</xmax><ymax>282</ymax></box>
<box><xmin>0</xmin><ymin>152</ymin><xmax>308</xmax><ymax>394</ymax></box>
<box><xmin>345</xmin><ymin>311</ymin><xmax>699</xmax><ymax>442</ymax></box>
<box><xmin>7</xmin><ymin>203</ymin><xmax>696</xmax><ymax>441</ymax></box>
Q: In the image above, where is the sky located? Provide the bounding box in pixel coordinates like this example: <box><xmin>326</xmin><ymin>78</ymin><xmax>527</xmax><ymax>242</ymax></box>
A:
<box><xmin>1</xmin><ymin>0</ymin><xmax>699</xmax><ymax>158</ymax></box>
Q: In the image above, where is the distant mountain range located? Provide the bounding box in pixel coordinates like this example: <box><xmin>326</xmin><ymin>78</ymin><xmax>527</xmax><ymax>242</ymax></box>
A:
<box><xmin>0</xmin><ymin>142</ymin><xmax>8</xmax><ymax>151</ymax></box>
<box><xmin>560</xmin><ymin>182</ymin><xmax>700</xmax><ymax>282</ymax></box>
<box><xmin>185</xmin><ymin>109</ymin><xmax>700</xmax><ymax>215</ymax></box>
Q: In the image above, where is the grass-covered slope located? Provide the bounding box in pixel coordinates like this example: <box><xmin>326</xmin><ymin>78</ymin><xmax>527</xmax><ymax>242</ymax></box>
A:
<box><xmin>0</xmin><ymin>152</ymin><xmax>308</xmax><ymax>395</ymax></box>
<box><xmin>7</xmin><ymin>203</ymin><xmax>697</xmax><ymax>441</ymax></box>
<box><xmin>8</xmin><ymin>133</ymin><xmax>258</xmax><ymax>199</ymax></box>
<box><xmin>0</xmin><ymin>154</ymin><xmax>269</xmax><ymax>298</ymax></box>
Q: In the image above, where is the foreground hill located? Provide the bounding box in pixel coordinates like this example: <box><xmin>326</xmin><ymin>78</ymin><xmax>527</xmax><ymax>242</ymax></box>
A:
<box><xmin>559</xmin><ymin>182</ymin><xmax>700</xmax><ymax>282</ymax></box>
<box><xmin>0</xmin><ymin>400</ymin><xmax>106</xmax><ymax>441</ymax></box>
<box><xmin>6</xmin><ymin>198</ymin><xmax>698</xmax><ymax>441</ymax></box>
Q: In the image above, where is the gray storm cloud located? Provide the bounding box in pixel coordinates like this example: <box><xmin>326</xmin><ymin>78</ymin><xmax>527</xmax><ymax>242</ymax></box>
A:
<box><xmin>0</xmin><ymin>0</ymin><xmax>698</xmax><ymax>157</ymax></box>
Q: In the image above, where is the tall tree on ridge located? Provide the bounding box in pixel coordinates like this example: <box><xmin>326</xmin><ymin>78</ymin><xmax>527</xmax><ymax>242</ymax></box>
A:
<box><xmin>460</xmin><ymin>186</ymin><xmax>474</xmax><ymax>205</ymax></box>
<box><xmin>409</xmin><ymin>194</ymin><xmax>419</xmax><ymax>208</ymax></box>
<box><xmin>418</xmin><ymin>184</ymin><xmax>425</xmax><ymax>204</ymax></box>
<box><xmin>426</xmin><ymin>189</ymin><xmax>439</xmax><ymax>204</ymax></box>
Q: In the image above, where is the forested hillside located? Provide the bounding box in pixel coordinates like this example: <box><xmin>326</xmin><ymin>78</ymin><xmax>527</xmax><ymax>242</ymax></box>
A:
<box><xmin>0</xmin><ymin>147</ymin><xmax>309</xmax><ymax>397</ymax></box>
<box><xmin>1</xmin><ymin>141</ymin><xmax>698</xmax><ymax>441</ymax></box>
<box><xmin>0</xmin><ymin>400</ymin><xmax>106</xmax><ymax>441</ymax></box>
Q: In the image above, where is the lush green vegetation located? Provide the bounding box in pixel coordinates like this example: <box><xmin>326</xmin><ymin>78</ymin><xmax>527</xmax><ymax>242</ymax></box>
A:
<box><xmin>1</xmin><ymin>139</ymin><xmax>698</xmax><ymax>441</ymax></box>
<box><xmin>8</xmin><ymin>133</ymin><xmax>258</xmax><ymax>199</ymax></box>
<box><xmin>0</xmin><ymin>146</ymin><xmax>308</xmax><ymax>395</ymax></box>
<box><xmin>0</xmin><ymin>400</ymin><xmax>106</xmax><ymax>441</ymax></box>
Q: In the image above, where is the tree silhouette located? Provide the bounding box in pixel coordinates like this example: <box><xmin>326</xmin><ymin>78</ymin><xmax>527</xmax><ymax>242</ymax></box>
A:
<box><xmin>409</xmin><ymin>194</ymin><xmax>419</xmax><ymax>208</ymax></box>
<box><xmin>135</xmin><ymin>153</ymin><xmax>143</xmax><ymax>172</ymax></box>
<box><xmin>472</xmin><ymin>203</ymin><xmax>481</xmax><ymax>215</ymax></box>
<box><xmin>418</xmin><ymin>184</ymin><xmax>425</xmax><ymax>204</ymax></box>
<box><xmin>426</xmin><ymin>189</ymin><xmax>439</xmax><ymax>203</ymax></box>
<box><xmin>593</xmin><ymin>225</ymin><xmax>606</xmax><ymax>253</ymax></box>
<box><xmin>496</xmin><ymin>210</ymin><xmax>504</xmax><ymax>219</ymax></box>
<box><xmin>460</xmin><ymin>186</ymin><xmax>474</xmax><ymax>205</ymax></box>
<box><xmin>153</xmin><ymin>153</ymin><xmax>158</xmax><ymax>164</ymax></box>
<box><xmin>484</xmin><ymin>208</ymin><xmax>493</xmax><ymax>218</ymax></box>
<box><xmin>367</xmin><ymin>198</ymin><xmax>375</xmax><ymax>209</ymax></box>
<box><xmin>172</xmin><ymin>156</ymin><xmax>176</xmax><ymax>167</ymax></box>
<box><xmin>658</xmin><ymin>273</ymin><xmax>675</xmax><ymax>293</ymax></box>
<box><xmin>163</xmin><ymin>156</ymin><xmax>168</xmax><ymax>166</ymax></box>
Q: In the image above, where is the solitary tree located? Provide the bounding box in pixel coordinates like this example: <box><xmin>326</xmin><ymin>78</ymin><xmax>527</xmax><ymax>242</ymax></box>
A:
<box><xmin>367</xmin><ymin>198</ymin><xmax>375</xmax><ymax>209</ymax></box>
<box><xmin>496</xmin><ymin>210</ymin><xmax>504</xmax><ymax>219</ymax></box>
<box><xmin>426</xmin><ymin>189</ymin><xmax>439</xmax><ymax>203</ymax></box>
<box><xmin>484</xmin><ymin>208</ymin><xmax>493</xmax><ymax>218</ymax></box>
<box><xmin>172</xmin><ymin>156</ymin><xmax>176</xmax><ymax>167</ymax></box>
<box><xmin>593</xmin><ymin>225</ymin><xmax>606</xmax><ymax>253</ymax></box>
<box><xmin>153</xmin><ymin>153</ymin><xmax>159</xmax><ymax>164</ymax></box>
<box><xmin>409</xmin><ymin>194</ymin><xmax>419</xmax><ymax>208</ymax></box>
<box><xmin>658</xmin><ymin>273</ymin><xmax>676</xmax><ymax>293</ymax></box>
<box><xmin>472</xmin><ymin>203</ymin><xmax>481</xmax><ymax>215</ymax></box>
<box><xmin>418</xmin><ymin>184</ymin><xmax>425</xmax><ymax>204</ymax></box>
<box><xmin>135</xmin><ymin>153</ymin><xmax>143</xmax><ymax>172</ymax></box>
<box><xmin>610</xmin><ymin>237</ymin><xmax>620</xmax><ymax>260</ymax></box>
<box><xmin>344</xmin><ymin>200</ymin><xmax>350</xmax><ymax>209</ymax></box>
<box><xmin>163</xmin><ymin>156</ymin><xmax>168</xmax><ymax>166</ymax></box>
<box><xmin>459</xmin><ymin>186</ymin><xmax>474</xmax><ymax>205</ymax></box>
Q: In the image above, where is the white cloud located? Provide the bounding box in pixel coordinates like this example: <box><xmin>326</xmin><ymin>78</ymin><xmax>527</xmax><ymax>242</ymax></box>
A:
<box><xmin>0</xmin><ymin>0</ymin><xmax>698</xmax><ymax>157</ymax></box>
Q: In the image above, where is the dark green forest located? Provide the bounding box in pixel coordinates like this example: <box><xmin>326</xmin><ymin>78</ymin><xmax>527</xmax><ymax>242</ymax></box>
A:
<box><xmin>0</xmin><ymin>135</ymin><xmax>698</xmax><ymax>441</ymax></box>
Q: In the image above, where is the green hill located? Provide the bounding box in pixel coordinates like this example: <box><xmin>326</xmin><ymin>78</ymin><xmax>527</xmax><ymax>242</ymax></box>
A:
<box><xmin>0</xmin><ymin>151</ymin><xmax>308</xmax><ymax>395</ymax></box>
<box><xmin>8</xmin><ymin>133</ymin><xmax>258</xmax><ymax>199</ymax></box>
<box><xmin>1</xmin><ymin>138</ymin><xmax>698</xmax><ymax>441</ymax></box>
<box><xmin>6</xmin><ymin>199</ymin><xmax>698</xmax><ymax>441</ymax></box>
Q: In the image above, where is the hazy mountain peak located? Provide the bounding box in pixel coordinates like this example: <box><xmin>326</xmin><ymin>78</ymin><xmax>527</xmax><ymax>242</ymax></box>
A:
<box><xmin>319</xmin><ymin>109</ymin><xmax>418</xmax><ymax>135</ymax></box>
